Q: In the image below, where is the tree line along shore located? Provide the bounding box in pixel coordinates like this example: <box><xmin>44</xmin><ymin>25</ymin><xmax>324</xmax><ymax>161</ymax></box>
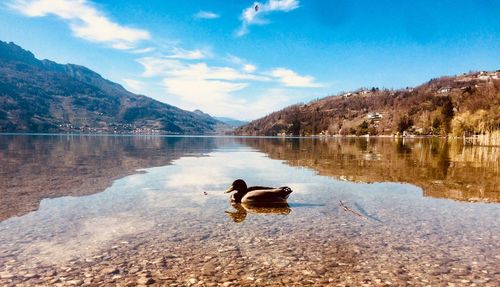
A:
<box><xmin>235</xmin><ymin>71</ymin><xmax>500</xmax><ymax>145</ymax></box>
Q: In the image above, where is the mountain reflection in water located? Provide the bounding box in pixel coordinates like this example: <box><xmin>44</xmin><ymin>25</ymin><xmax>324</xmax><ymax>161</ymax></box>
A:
<box><xmin>0</xmin><ymin>135</ymin><xmax>218</xmax><ymax>221</ymax></box>
<box><xmin>238</xmin><ymin>137</ymin><xmax>500</xmax><ymax>203</ymax></box>
<box><xmin>0</xmin><ymin>135</ymin><xmax>499</xmax><ymax>286</ymax></box>
<box><xmin>1</xmin><ymin>135</ymin><xmax>498</xmax><ymax>223</ymax></box>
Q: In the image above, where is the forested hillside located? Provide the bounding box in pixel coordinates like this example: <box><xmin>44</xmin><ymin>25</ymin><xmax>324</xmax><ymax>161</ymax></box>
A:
<box><xmin>0</xmin><ymin>41</ymin><xmax>223</xmax><ymax>134</ymax></box>
<box><xmin>235</xmin><ymin>71</ymin><xmax>500</xmax><ymax>140</ymax></box>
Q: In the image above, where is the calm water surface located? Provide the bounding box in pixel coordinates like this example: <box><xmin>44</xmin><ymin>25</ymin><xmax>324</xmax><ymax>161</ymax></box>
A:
<box><xmin>0</xmin><ymin>135</ymin><xmax>499</xmax><ymax>286</ymax></box>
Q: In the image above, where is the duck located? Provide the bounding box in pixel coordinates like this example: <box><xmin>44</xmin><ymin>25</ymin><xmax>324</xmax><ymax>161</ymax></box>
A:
<box><xmin>225</xmin><ymin>179</ymin><xmax>293</xmax><ymax>204</ymax></box>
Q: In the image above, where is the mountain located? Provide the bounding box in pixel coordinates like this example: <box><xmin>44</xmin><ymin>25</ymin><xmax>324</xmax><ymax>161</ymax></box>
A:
<box><xmin>193</xmin><ymin>109</ymin><xmax>248</xmax><ymax>127</ymax></box>
<box><xmin>193</xmin><ymin>109</ymin><xmax>213</xmax><ymax>120</ymax></box>
<box><xmin>192</xmin><ymin>109</ymin><xmax>236</xmax><ymax>132</ymax></box>
<box><xmin>235</xmin><ymin>71</ymin><xmax>500</xmax><ymax>139</ymax></box>
<box><xmin>214</xmin><ymin>116</ymin><xmax>248</xmax><ymax>128</ymax></box>
<box><xmin>0</xmin><ymin>40</ymin><xmax>221</xmax><ymax>134</ymax></box>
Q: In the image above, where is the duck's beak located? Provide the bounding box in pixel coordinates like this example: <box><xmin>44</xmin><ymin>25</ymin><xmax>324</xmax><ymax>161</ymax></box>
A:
<box><xmin>225</xmin><ymin>186</ymin><xmax>234</xmax><ymax>193</ymax></box>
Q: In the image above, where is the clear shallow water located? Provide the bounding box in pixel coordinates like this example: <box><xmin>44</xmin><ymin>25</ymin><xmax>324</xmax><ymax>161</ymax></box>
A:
<box><xmin>0</xmin><ymin>135</ymin><xmax>499</xmax><ymax>286</ymax></box>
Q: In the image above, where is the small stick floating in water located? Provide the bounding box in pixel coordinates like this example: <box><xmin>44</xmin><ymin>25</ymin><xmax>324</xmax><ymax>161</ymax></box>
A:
<box><xmin>339</xmin><ymin>200</ymin><xmax>366</xmax><ymax>219</ymax></box>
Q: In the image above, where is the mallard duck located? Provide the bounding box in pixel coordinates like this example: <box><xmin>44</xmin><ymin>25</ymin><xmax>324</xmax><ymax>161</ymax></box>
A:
<box><xmin>225</xmin><ymin>179</ymin><xmax>293</xmax><ymax>204</ymax></box>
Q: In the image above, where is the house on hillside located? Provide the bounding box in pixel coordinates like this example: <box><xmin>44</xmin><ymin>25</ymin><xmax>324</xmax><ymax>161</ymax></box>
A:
<box><xmin>367</xmin><ymin>112</ymin><xmax>383</xmax><ymax>120</ymax></box>
<box><xmin>438</xmin><ymin>87</ymin><xmax>451</xmax><ymax>94</ymax></box>
<box><xmin>477</xmin><ymin>71</ymin><xmax>499</xmax><ymax>80</ymax></box>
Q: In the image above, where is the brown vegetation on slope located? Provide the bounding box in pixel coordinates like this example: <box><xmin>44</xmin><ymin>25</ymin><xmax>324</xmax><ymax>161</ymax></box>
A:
<box><xmin>238</xmin><ymin>137</ymin><xmax>500</xmax><ymax>203</ymax></box>
<box><xmin>235</xmin><ymin>71</ymin><xmax>500</xmax><ymax>140</ymax></box>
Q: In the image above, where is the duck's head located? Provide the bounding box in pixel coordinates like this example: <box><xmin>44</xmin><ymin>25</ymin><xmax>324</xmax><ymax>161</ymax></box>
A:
<box><xmin>225</xmin><ymin>179</ymin><xmax>247</xmax><ymax>193</ymax></box>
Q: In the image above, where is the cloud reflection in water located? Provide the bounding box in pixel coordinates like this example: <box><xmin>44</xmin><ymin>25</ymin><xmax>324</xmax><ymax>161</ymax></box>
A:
<box><xmin>0</xmin><ymin>149</ymin><xmax>323</xmax><ymax>265</ymax></box>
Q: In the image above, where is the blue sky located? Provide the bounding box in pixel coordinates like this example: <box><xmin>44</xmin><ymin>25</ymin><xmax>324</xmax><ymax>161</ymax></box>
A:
<box><xmin>0</xmin><ymin>0</ymin><xmax>499</xmax><ymax>120</ymax></box>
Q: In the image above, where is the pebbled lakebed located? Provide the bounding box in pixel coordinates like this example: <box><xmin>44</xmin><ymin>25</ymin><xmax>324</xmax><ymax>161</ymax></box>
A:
<box><xmin>0</xmin><ymin>135</ymin><xmax>499</xmax><ymax>286</ymax></box>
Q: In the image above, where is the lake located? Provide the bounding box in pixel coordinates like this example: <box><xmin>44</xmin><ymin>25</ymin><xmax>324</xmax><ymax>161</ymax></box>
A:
<box><xmin>0</xmin><ymin>135</ymin><xmax>499</xmax><ymax>286</ymax></box>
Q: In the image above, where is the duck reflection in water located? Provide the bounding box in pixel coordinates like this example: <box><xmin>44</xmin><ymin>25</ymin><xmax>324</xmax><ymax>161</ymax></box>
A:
<box><xmin>225</xmin><ymin>202</ymin><xmax>292</xmax><ymax>223</ymax></box>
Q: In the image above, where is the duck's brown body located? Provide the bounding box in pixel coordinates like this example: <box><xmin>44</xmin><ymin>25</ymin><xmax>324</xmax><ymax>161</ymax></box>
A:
<box><xmin>226</xmin><ymin>180</ymin><xmax>293</xmax><ymax>204</ymax></box>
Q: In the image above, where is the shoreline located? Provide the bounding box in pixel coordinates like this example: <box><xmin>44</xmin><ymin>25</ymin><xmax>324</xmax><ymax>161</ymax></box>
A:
<box><xmin>1</xmin><ymin>131</ymin><xmax>499</xmax><ymax>141</ymax></box>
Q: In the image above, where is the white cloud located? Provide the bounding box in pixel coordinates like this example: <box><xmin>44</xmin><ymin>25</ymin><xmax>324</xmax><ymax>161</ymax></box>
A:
<box><xmin>270</xmin><ymin>68</ymin><xmax>322</xmax><ymax>88</ymax></box>
<box><xmin>129</xmin><ymin>47</ymin><xmax>156</xmax><ymax>54</ymax></box>
<box><xmin>226</xmin><ymin>54</ymin><xmax>245</xmax><ymax>65</ymax></box>
<box><xmin>137</xmin><ymin>57</ymin><xmax>266</xmax><ymax>114</ymax></box>
<box><xmin>135</xmin><ymin>55</ymin><xmax>324</xmax><ymax>117</ymax></box>
<box><xmin>251</xmin><ymin>88</ymin><xmax>291</xmax><ymax>114</ymax></box>
<box><xmin>226</xmin><ymin>54</ymin><xmax>258</xmax><ymax>73</ymax></box>
<box><xmin>137</xmin><ymin>57</ymin><xmax>267</xmax><ymax>81</ymax></box>
<box><xmin>194</xmin><ymin>10</ymin><xmax>219</xmax><ymax>20</ymax></box>
<box><xmin>163</xmin><ymin>77</ymin><xmax>248</xmax><ymax>111</ymax></box>
<box><xmin>266</xmin><ymin>0</ymin><xmax>300</xmax><ymax>11</ymax></box>
<box><xmin>9</xmin><ymin>0</ymin><xmax>150</xmax><ymax>50</ymax></box>
<box><xmin>136</xmin><ymin>57</ymin><xmax>184</xmax><ymax>77</ymax></box>
<box><xmin>243</xmin><ymin>64</ymin><xmax>257</xmax><ymax>73</ymax></box>
<box><xmin>166</xmin><ymin>48</ymin><xmax>206</xmax><ymax>60</ymax></box>
<box><xmin>122</xmin><ymin>78</ymin><xmax>144</xmax><ymax>93</ymax></box>
<box><xmin>136</xmin><ymin>56</ymin><xmax>291</xmax><ymax>118</ymax></box>
<box><xmin>237</xmin><ymin>0</ymin><xmax>300</xmax><ymax>36</ymax></box>
<box><xmin>170</xmin><ymin>63</ymin><xmax>267</xmax><ymax>81</ymax></box>
<box><xmin>162</xmin><ymin>77</ymin><xmax>291</xmax><ymax>119</ymax></box>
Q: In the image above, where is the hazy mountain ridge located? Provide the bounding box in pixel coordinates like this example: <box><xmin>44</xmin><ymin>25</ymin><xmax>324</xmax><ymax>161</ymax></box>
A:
<box><xmin>213</xmin><ymin>116</ymin><xmax>248</xmax><ymax>127</ymax></box>
<box><xmin>0</xmin><ymin>41</ymin><xmax>222</xmax><ymax>134</ymax></box>
<box><xmin>235</xmin><ymin>71</ymin><xmax>500</xmax><ymax>139</ymax></box>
